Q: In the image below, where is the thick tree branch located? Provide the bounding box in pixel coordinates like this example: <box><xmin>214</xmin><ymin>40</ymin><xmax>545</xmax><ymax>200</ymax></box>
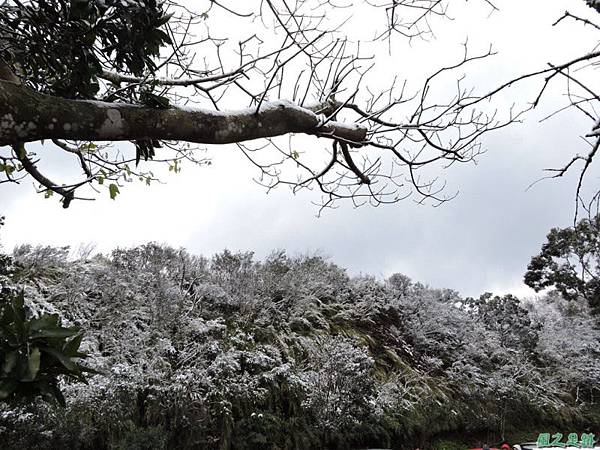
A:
<box><xmin>0</xmin><ymin>81</ymin><xmax>367</xmax><ymax>147</ymax></box>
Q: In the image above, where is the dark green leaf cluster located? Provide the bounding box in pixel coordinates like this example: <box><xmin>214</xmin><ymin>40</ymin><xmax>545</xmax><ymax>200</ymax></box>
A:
<box><xmin>587</xmin><ymin>0</ymin><xmax>600</xmax><ymax>13</ymax></box>
<box><xmin>525</xmin><ymin>216</ymin><xmax>600</xmax><ymax>312</ymax></box>
<box><xmin>462</xmin><ymin>292</ymin><xmax>540</xmax><ymax>353</ymax></box>
<box><xmin>134</xmin><ymin>138</ymin><xmax>160</xmax><ymax>166</ymax></box>
<box><xmin>0</xmin><ymin>218</ymin><xmax>13</xmax><ymax>303</ymax></box>
<box><xmin>0</xmin><ymin>0</ymin><xmax>172</xmax><ymax>99</ymax></box>
<box><xmin>0</xmin><ymin>290</ymin><xmax>92</xmax><ymax>406</ymax></box>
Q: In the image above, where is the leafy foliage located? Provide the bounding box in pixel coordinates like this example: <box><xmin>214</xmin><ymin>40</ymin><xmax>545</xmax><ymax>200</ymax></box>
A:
<box><xmin>525</xmin><ymin>216</ymin><xmax>600</xmax><ymax>312</ymax></box>
<box><xmin>0</xmin><ymin>290</ymin><xmax>92</xmax><ymax>406</ymax></box>
<box><xmin>0</xmin><ymin>0</ymin><xmax>172</xmax><ymax>99</ymax></box>
<box><xmin>463</xmin><ymin>293</ymin><xmax>540</xmax><ymax>352</ymax></box>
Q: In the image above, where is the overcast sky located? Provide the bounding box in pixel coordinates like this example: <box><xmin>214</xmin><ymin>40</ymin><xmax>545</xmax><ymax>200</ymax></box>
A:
<box><xmin>1</xmin><ymin>0</ymin><xmax>599</xmax><ymax>298</ymax></box>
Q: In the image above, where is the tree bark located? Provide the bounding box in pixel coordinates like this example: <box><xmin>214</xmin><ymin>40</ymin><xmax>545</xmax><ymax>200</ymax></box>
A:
<box><xmin>0</xmin><ymin>81</ymin><xmax>367</xmax><ymax>146</ymax></box>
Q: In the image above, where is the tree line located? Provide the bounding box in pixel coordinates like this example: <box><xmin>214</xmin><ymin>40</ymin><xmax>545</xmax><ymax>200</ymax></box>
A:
<box><xmin>0</xmin><ymin>224</ymin><xmax>599</xmax><ymax>449</ymax></box>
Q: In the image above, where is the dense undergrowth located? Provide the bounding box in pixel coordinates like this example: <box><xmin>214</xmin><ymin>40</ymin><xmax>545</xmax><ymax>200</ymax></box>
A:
<box><xmin>1</xmin><ymin>243</ymin><xmax>599</xmax><ymax>449</ymax></box>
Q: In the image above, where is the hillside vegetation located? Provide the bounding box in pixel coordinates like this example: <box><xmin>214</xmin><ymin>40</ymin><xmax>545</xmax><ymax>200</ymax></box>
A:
<box><xmin>1</xmin><ymin>243</ymin><xmax>599</xmax><ymax>449</ymax></box>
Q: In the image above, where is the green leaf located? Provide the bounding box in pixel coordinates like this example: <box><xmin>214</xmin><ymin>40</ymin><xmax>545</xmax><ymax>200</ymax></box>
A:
<box><xmin>108</xmin><ymin>183</ymin><xmax>120</xmax><ymax>200</ymax></box>
<box><xmin>29</xmin><ymin>314</ymin><xmax>60</xmax><ymax>332</ymax></box>
<box><xmin>40</xmin><ymin>347</ymin><xmax>78</xmax><ymax>372</ymax></box>
<box><xmin>25</xmin><ymin>347</ymin><xmax>41</xmax><ymax>381</ymax></box>
<box><xmin>49</xmin><ymin>382</ymin><xmax>66</xmax><ymax>407</ymax></box>
<box><xmin>63</xmin><ymin>333</ymin><xmax>84</xmax><ymax>357</ymax></box>
<box><xmin>140</xmin><ymin>92</ymin><xmax>170</xmax><ymax>109</ymax></box>
<box><xmin>0</xmin><ymin>379</ymin><xmax>18</xmax><ymax>400</ymax></box>
<box><xmin>2</xmin><ymin>350</ymin><xmax>18</xmax><ymax>375</ymax></box>
<box><xmin>157</xmin><ymin>12</ymin><xmax>173</xmax><ymax>27</ymax></box>
<box><xmin>97</xmin><ymin>176</ymin><xmax>104</xmax><ymax>185</ymax></box>
<box><xmin>31</xmin><ymin>327</ymin><xmax>79</xmax><ymax>339</ymax></box>
<box><xmin>78</xmin><ymin>142</ymin><xmax>97</xmax><ymax>152</ymax></box>
<box><xmin>12</xmin><ymin>291</ymin><xmax>25</xmax><ymax>322</ymax></box>
<box><xmin>38</xmin><ymin>380</ymin><xmax>66</xmax><ymax>407</ymax></box>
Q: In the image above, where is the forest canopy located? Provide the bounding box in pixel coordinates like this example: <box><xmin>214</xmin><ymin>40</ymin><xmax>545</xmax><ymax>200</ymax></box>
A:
<box><xmin>0</xmin><ymin>242</ymin><xmax>599</xmax><ymax>449</ymax></box>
